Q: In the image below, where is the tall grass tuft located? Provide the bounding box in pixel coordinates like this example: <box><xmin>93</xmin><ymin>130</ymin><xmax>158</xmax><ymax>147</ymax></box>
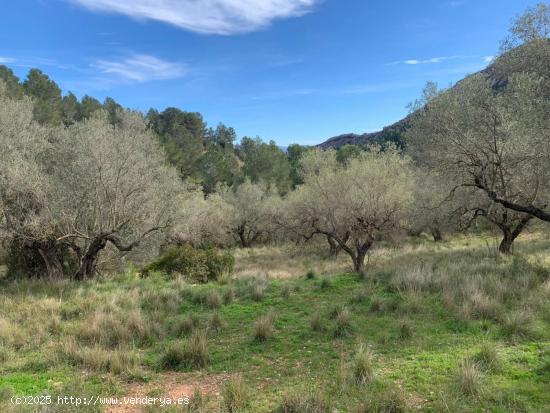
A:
<box><xmin>205</xmin><ymin>290</ymin><xmax>222</xmax><ymax>309</ymax></box>
<box><xmin>352</xmin><ymin>344</ymin><xmax>375</xmax><ymax>386</ymax></box>
<box><xmin>222</xmin><ymin>375</ymin><xmax>249</xmax><ymax>413</ymax></box>
<box><xmin>278</xmin><ymin>388</ymin><xmax>332</xmax><ymax>413</ymax></box>
<box><xmin>208</xmin><ymin>312</ymin><xmax>226</xmax><ymax>333</ymax></box>
<box><xmin>254</xmin><ymin>311</ymin><xmax>276</xmax><ymax>342</ymax></box>
<box><xmin>454</xmin><ymin>359</ymin><xmax>483</xmax><ymax>398</ymax></box>
<box><xmin>160</xmin><ymin>331</ymin><xmax>209</xmax><ymax>370</ymax></box>
<box><xmin>471</xmin><ymin>342</ymin><xmax>502</xmax><ymax>372</ymax></box>
<box><xmin>333</xmin><ymin>306</ymin><xmax>353</xmax><ymax>337</ymax></box>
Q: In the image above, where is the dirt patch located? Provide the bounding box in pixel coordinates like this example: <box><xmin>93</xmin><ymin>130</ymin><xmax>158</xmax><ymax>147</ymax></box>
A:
<box><xmin>105</xmin><ymin>372</ymin><xmax>230</xmax><ymax>413</ymax></box>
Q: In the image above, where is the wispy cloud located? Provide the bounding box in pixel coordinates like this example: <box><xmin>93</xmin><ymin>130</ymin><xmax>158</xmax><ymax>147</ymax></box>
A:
<box><xmin>0</xmin><ymin>56</ymin><xmax>15</xmax><ymax>64</ymax></box>
<box><xmin>391</xmin><ymin>55</ymin><xmax>474</xmax><ymax>66</ymax></box>
<box><xmin>390</xmin><ymin>55</ymin><xmax>495</xmax><ymax>66</ymax></box>
<box><xmin>67</xmin><ymin>0</ymin><xmax>318</xmax><ymax>35</ymax></box>
<box><xmin>92</xmin><ymin>54</ymin><xmax>187</xmax><ymax>83</ymax></box>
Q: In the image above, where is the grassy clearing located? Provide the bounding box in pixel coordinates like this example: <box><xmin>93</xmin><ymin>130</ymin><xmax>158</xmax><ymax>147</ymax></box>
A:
<box><xmin>0</xmin><ymin>234</ymin><xmax>549</xmax><ymax>412</ymax></box>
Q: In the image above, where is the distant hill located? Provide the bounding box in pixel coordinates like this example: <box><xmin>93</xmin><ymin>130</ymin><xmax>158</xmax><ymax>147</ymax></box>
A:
<box><xmin>317</xmin><ymin>115</ymin><xmax>411</xmax><ymax>150</ymax></box>
<box><xmin>317</xmin><ymin>41</ymin><xmax>549</xmax><ymax>150</ymax></box>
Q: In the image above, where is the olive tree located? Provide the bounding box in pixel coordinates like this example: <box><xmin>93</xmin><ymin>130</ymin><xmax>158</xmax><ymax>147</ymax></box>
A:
<box><xmin>285</xmin><ymin>147</ymin><xmax>414</xmax><ymax>273</ymax></box>
<box><xmin>49</xmin><ymin>112</ymin><xmax>181</xmax><ymax>279</ymax></box>
<box><xmin>219</xmin><ymin>180</ymin><xmax>279</xmax><ymax>248</ymax></box>
<box><xmin>169</xmin><ymin>186</ymin><xmax>234</xmax><ymax>247</ymax></box>
<box><xmin>407</xmin><ymin>170</ymin><xmax>455</xmax><ymax>242</ymax></box>
<box><xmin>0</xmin><ymin>84</ymin><xmax>63</xmax><ymax>276</ymax></box>
<box><xmin>406</xmin><ymin>73</ymin><xmax>547</xmax><ymax>252</ymax></box>
<box><xmin>501</xmin><ymin>3</ymin><xmax>550</xmax><ymax>51</ymax></box>
<box><xmin>1</xmin><ymin>89</ymin><xmax>181</xmax><ymax>279</ymax></box>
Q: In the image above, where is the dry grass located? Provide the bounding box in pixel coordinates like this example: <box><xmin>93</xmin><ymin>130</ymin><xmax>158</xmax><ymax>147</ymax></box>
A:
<box><xmin>59</xmin><ymin>338</ymin><xmax>140</xmax><ymax>374</ymax></box>
<box><xmin>254</xmin><ymin>311</ymin><xmax>276</xmax><ymax>342</ymax></box>
<box><xmin>278</xmin><ymin>388</ymin><xmax>333</xmax><ymax>413</ymax></box>
<box><xmin>205</xmin><ymin>290</ymin><xmax>222</xmax><ymax>309</ymax></box>
<box><xmin>76</xmin><ymin>308</ymin><xmax>152</xmax><ymax>347</ymax></box>
<box><xmin>208</xmin><ymin>312</ymin><xmax>226</xmax><ymax>333</ymax></box>
<box><xmin>232</xmin><ymin>244</ymin><xmax>350</xmax><ymax>279</ymax></box>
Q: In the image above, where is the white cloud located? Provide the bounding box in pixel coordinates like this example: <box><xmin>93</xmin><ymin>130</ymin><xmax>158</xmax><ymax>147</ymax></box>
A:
<box><xmin>484</xmin><ymin>55</ymin><xmax>495</xmax><ymax>63</ymax></box>
<box><xmin>92</xmin><ymin>54</ymin><xmax>187</xmax><ymax>83</ymax></box>
<box><xmin>402</xmin><ymin>56</ymin><xmax>460</xmax><ymax>65</ymax></box>
<box><xmin>68</xmin><ymin>0</ymin><xmax>317</xmax><ymax>35</ymax></box>
<box><xmin>391</xmin><ymin>55</ymin><xmax>490</xmax><ymax>66</ymax></box>
<box><xmin>0</xmin><ymin>56</ymin><xmax>15</xmax><ymax>64</ymax></box>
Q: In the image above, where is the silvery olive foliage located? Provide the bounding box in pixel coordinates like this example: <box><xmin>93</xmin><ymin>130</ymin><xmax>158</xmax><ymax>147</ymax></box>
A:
<box><xmin>219</xmin><ymin>179</ymin><xmax>280</xmax><ymax>248</ymax></box>
<box><xmin>406</xmin><ymin>72</ymin><xmax>548</xmax><ymax>251</ymax></box>
<box><xmin>284</xmin><ymin>146</ymin><xmax>415</xmax><ymax>273</ymax></box>
<box><xmin>1</xmin><ymin>84</ymin><xmax>181</xmax><ymax>278</ymax></box>
<box><xmin>170</xmin><ymin>185</ymin><xmax>235</xmax><ymax>248</ymax></box>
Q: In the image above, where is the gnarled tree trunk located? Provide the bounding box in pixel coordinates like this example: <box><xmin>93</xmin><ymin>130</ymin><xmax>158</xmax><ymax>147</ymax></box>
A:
<box><xmin>431</xmin><ymin>228</ymin><xmax>444</xmax><ymax>242</ymax></box>
<box><xmin>36</xmin><ymin>243</ymin><xmax>64</xmax><ymax>279</ymax></box>
<box><xmin>327</xmin><ymin>236</ymin><xmax>341</xmax><ymax>258</ymax></box>
<box><xmin>73</xmin><ymin>237</ymin><xmax>108</xmax><ymax>280</ymax></box>
<box><xmin>497</xmin><ymin>215</ymin><xmax>532</xmax><ymax>255</ymax></box>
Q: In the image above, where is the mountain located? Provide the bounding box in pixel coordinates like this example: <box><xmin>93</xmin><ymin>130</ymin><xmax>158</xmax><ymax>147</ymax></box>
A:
<box><xmin>317</xmin><ymin>115</ymin><xmax>411</xmax><ymax>150</ymax></box>
<box><xmin>317</xmin><ymin>40</ymin><xmax>550</xmax><ymax>150</ymax></box>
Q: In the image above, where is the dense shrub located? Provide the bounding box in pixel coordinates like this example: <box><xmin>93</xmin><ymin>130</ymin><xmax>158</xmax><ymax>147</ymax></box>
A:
<box><xmin>143</xmin><ymin>245</ymin><xmax>234</xmax><ymax>283</ymax></box>
<box><xmin>4</xmin><ymin>241</ymin><xmax>77</xmax><ymax>279</ymax></box>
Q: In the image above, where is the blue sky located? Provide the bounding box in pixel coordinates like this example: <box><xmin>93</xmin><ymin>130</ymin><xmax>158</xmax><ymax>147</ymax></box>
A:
<box><xmin>0</xmin><ymin>0</ymin><xmax>536</xmax><ymax>145</ymax></box>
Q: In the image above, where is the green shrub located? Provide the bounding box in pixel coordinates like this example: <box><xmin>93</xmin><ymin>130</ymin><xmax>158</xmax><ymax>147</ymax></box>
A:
<box><xmin>143</xmin><ymin>245</ymin><xmax>234</xmax><ymax>283</ymax></box>
<box><xmin>319</xmin><ymin>277</ymin><xmax>332</xmax><ymax>289</ymax></box>
<box><xmin>4</xmin><ymin>241</ymin><xmax>77</xmax><ymax>279</ymax></box>
<box><xmin>397</xmin><ymin>319</ymin><xmax>412</xmax><ymax>340</ymax></box>
<box><xmin>305</xmin><ymin>270</ymin><xmax>317</xmax><ymax>280</ymax></box>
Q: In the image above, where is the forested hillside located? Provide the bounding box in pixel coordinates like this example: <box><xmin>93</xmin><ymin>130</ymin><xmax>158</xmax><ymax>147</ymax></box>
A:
<box><xmin>0</xmin><ymin>65</ymin><xmax>305</xmax><ymax>195</ymax></box>
<box><xmin>318</xmin><ymin>39</ymin><xmax>550</xmax><ymax>151</ymax></box>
